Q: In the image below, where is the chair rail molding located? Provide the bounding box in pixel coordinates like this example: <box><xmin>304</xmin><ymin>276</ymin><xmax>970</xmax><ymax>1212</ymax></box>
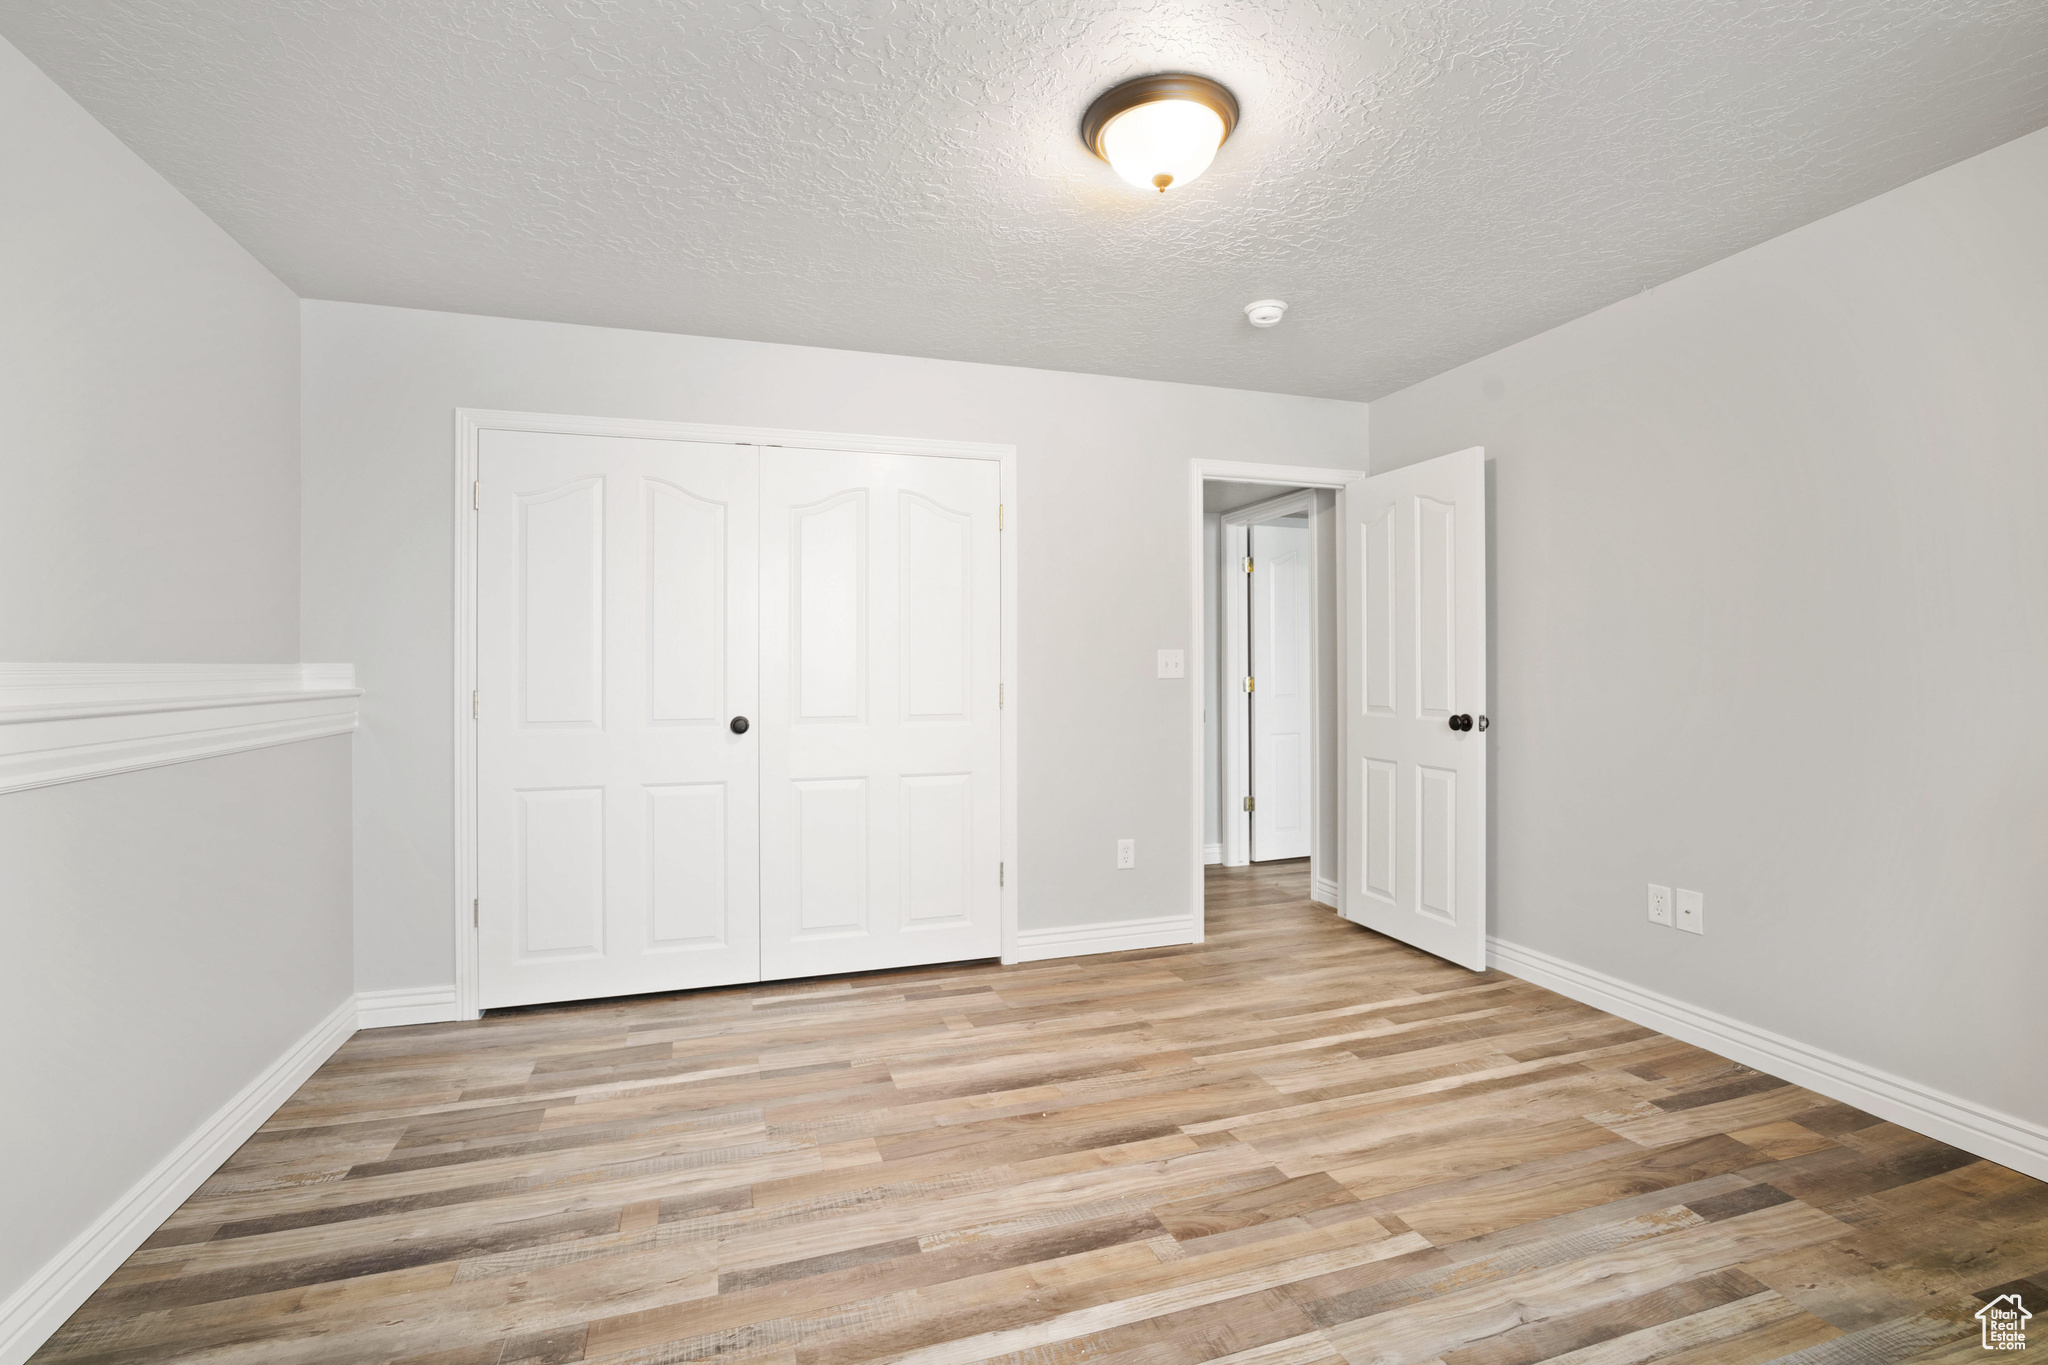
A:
<box><xmin>0</xmin><ymin>663</ymin><xmax>360</xmax><ymax>794</ymax></box>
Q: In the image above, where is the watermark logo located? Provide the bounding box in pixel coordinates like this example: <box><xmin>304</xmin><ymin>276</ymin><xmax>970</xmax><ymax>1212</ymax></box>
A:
<box><xmin>1979</xmin><ymin>1293</ymin><xmax>2032</xmax><ymax>1352</ymax></box>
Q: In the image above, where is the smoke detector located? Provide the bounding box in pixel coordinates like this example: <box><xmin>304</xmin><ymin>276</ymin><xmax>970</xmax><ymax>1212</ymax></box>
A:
<box><xmin>1244</xmin><ymin>299</ymin><xmax>1288</xmax><ymax>328</ymax></box>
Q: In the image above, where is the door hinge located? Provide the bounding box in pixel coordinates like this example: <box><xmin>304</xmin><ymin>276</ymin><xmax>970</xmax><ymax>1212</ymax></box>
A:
<box><xmin>472</xmin><ymin>898</ymin><xmax>479</xmax><ymax>928</ymax></box>
<box><xmin>1242</xmin><ymin>556</ymin><xmax>1254</xmax><ymax>573</ymax></box>
<box><xmin>999</xmin><ymin>862</ymin><xmax>1005</xmax><ymax>887</ymax></box>
<box><xmin>1243</xmin><ymin>676</ymin><xmax>1255</xmax><ymax>692</ymax></box>
<box><xmin>1243</xmin><ymin>795</ymin><xmax>1255</xmax><ymax>812</ymax></box>
<box><xmin>999</xmin><ymin>503</ymin><xmax>1004</xmax><ymax>530</ymax></box>
<box><xmin>472</xmin><ymin>690</ymin><xmax>478</xmax><ymax>718</ymax></box>
<box><xmin>999</xmin><ymin>682</ymin><xmax>1004</xmax><ymax>708</ymax></box>
<box><xmin>473</xmin><ymin>480</ymin><xmax>481</xmax><ymax>511</ymax></box>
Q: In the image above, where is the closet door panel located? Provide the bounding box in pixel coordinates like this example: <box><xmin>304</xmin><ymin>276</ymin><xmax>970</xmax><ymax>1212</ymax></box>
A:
<box><xmin>759</xmin><ymin>450</ymin><xmax>1002</xmax><ymax>979</ymax></box>
<box><xmin>477</xmin><ymin>431</ymin><xmax>760</xmax><ymax>1008</ymax></box>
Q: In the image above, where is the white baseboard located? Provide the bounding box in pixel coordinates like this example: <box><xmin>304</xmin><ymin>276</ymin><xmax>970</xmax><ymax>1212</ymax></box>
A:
<box><xmin>1203</xmin><ymin>843</ymin><xmax>1223</xmax><ymax>866</ymax></box>
<box><xmin>0</xmin><ymin>995</ymin><xmax>358</xmax><ymax>1365</ymax></box>
<box><xmin>356</xmin><ymin>985</ymin><xmax>462</xmax><ymax>1029</ymax></box>
<box><xmin>1311</xmin><ymin>875</ymin><xmax>1341</xmax><ymax>909</ymax></box>
<box><xmin>1488</xmin><ymin>936</ymin><xmax>2048</xmax><ymax>1183</ymax></box>
<box><xmin>1012</xmin><ymin>914</ymin><xmax>1198</xmax><ymax>963</ymax></box>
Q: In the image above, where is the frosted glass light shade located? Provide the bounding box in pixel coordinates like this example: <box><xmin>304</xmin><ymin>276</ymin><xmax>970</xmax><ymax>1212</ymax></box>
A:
<box><xmin>1099</xmin><ymin>99</ymin><xmax>1226</xmax><ymax>192</ymax></box>
<box><xmin>1080</xmin><ymin>74</ymin><xmax>1239</xmax><ymax>195</ymax></box>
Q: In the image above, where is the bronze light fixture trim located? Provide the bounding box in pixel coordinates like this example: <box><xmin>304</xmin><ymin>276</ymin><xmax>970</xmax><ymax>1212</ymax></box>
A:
<box><xmin>1080</xmin><ymin>73</ymin><xmax>1240</xmax><ymax>193</ymax></box>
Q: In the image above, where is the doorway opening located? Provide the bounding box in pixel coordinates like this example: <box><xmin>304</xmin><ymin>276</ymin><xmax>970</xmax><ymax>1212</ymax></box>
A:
<box><xmin>1189</xmin><ymin>451</ymin><xmax>1491</xmax><ymax>973</ymax></box>
<box><xmin>1201</xmin><ymin>478</ymin><xmax>1339</xmax><ymax>910</ymax></box>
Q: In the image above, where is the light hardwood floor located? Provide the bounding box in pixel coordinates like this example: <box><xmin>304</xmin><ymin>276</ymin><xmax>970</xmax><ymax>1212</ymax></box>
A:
<box><xmin>35</xmin><ymin>860</ymin><xmax>2048</xmax><ymax>1364</ymax></box>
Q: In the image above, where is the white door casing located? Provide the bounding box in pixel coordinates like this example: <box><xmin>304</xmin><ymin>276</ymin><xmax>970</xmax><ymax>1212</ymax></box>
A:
<box><xmin>1343</xmin><ymin>447</ymin><xmax>1488</xmax><ymax>971</ymax></box>
<box><xmin>1220</xmin><ymin>518</ymin><xmax>1252</xmax><ymax>867</ymax></box>
<box><xmin>1186</xmin><ymin>461</ymin><xmax>1368</xmax><ymax>938</ymax></box>
<box><xmin>477</xmin><ymin>431</ymin><xmax>761</xmax><ymax>1008</ymax></box>
<box><xmin>1249</xmin><ymin>521</ymin><xmax>1313</xmax><ymax>862</ymax></box>
<box><xmin>758</xmin><ymin>448</ymin><xmax>1003</xmax><ymax>979</ymax></box>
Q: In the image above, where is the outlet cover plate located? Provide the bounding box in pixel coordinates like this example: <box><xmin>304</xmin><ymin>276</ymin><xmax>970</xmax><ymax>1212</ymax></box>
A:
<box><xmin>1116</xmin><ymin>838</ymin><xmax>1136</xmax><ymax>869</ymax></box>
<box><xmin>1648</xmin><ymin>884</ymin><xmax>1673</xmax><ymax>927</ymax></box>
<box><xmin>1157</xmin><ymin>650</ymin><xmax>1185</xmax><ymax>678</ymax></box>
<box><xmin>1676</xmin><ymin>888</ymin><xmax>1704</xmax><ymax>935</ymax></box>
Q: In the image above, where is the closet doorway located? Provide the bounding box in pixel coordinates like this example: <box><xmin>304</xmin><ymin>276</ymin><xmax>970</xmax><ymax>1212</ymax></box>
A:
<box><xmin>454</xmin><ymin>413</ymin><xmax>1018</xmax><ymax>1016</ymax></box>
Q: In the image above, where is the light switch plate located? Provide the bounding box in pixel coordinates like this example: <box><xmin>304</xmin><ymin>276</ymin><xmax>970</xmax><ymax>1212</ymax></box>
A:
<box><xmin>1676</xmin><ymin>889</ymin><xmax>1704</xmax><ymax>935</ymax></box>
<box><xmin>1647</xmin><ymin>884</ymin><xmax>1673</xmax><ymax>927</ymax></box>
<box><xmin>1116</xmin><ymin>838</ymin><xmax>1136</xmax><ymax>869</ymax></box>
<box><xmin>1157</xmin><ymin>649</ymin><xmax>1185</xmax><ymax>679</ymax></box>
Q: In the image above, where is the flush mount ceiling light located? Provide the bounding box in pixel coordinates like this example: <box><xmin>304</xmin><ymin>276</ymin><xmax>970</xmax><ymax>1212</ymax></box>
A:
<box><xmin>1081</xmin><ymin>73</ymin><xmax>1239</xmax><ymax>193</ymax></box>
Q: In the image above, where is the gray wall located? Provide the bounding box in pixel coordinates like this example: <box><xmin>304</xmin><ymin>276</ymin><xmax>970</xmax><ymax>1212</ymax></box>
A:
<box><xmin>0</xmin><ymin>35</ymin><xmax>300</xmax><ymax>663</ymax></box>
<box><xmin>299</xmin><ymin>301</ymin><xmax>1372</xmax><ymax>994</ymax></box>
<box><xmin>1370</xmin><ymin>127</ymin><xmax>2048</xmax><ymax>1129</ymax></box>
<box><xmin>0</xmin><ymin>34</ymin><xmax>353</xmax><ymax>1320</ymax></box>
<box><xmin>0</xmin><ymin>742</ymin><xmax>354</xmax><ymax>1305</ymax></box>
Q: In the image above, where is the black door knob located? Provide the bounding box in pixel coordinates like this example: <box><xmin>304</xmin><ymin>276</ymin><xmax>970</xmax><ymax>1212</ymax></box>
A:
<box><xmin>1449</xmin><ymin>714</ymin><xmax>1472</xmax><ymax>732</ymax></box>
<box><xmin>729</xmin><ymin>716</ymin><xmax>750</xmax><ymax>735</ymax></box>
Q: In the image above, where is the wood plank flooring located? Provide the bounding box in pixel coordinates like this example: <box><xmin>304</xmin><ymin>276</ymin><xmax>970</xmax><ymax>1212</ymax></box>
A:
<box><xmin>35</xmin><ymin>860</ymin><xmax>2048</xmax><ymax>1364</ymax></box>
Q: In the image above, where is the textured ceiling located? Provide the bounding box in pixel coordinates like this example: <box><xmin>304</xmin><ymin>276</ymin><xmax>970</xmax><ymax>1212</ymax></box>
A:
<box><xmin>5</xmin><ymin>1</ymin><xmax>2046</xmax><ymax>400</ymax></box>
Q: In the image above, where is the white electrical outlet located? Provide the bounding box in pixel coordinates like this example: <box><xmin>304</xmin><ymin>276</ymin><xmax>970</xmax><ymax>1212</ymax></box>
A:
<box><xmin>1157</xmin><ymin>649</ymin><xmax>1185</xmax><ymax>679</ymax></box>
<box><xmin>1116</xmin><ymin>838</ymin><xmax>1136</xmax><ymax>869</ymax></box>
<box><xmin>1647</xmin><ymin>884</ymin><xmax>1673</xmax><ymax>927</ymax></box>
<box><xmin>1675</xmin><ymin>888</ymin><xmax>1704</xmax><ymax>935</ymax></box>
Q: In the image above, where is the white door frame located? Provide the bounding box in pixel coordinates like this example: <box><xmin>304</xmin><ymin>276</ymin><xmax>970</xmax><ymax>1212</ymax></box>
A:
<box><xmin>1189</xmin><ymin>460</ymin><xmax>1369</xmax><ymax>935</ymax></box>
<box><xmin>1217</xmin><ymin>487</ymin><xmax>1316</xmax><ymax>869</ymax></box>
<box><xmin>454</xmin><ymin>409</ymin><xmax>1020</xmax><ymax>1020</ymax></box>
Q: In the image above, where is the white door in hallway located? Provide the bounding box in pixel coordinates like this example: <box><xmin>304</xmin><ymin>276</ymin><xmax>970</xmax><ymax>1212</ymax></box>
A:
<box><xmin>476</xmin><ymin>431</ymin><xmax>760</xmax><ymax>1008</ymax></box>
<box><xmin>1343</xmin><ymin>447</ymin><xmax>1488</xmax><ymax>970</ymax></box>
<box><xmin>1249</xmin><ymin>520</ymin><xmax>1313</xmax><ymax>862</ymax></box>
<box><xmin>758</xmin><ymin>449</ymin><xmax>1004</xmax><ymax>980</ymax></box>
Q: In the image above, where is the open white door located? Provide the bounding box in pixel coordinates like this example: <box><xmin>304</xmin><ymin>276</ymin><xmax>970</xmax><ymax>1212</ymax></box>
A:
<box><xmin>1343</xmin><ymin>447</ymin><xmax>1487</xmax><ymax>970</ymax></box>
<box><xmin>1249</xmin><ymin>520</ymin><xmax>1313</xmax><ymax>862</ymax></box>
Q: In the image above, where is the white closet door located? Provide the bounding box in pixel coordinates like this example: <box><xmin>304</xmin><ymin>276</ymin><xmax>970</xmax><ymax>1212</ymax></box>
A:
<box><xmin>758</xmin><ymin>449</ymin><xmax>1002</xmax><ymax>979</ymax></box>
<box><xmin>1343</xmin><ymin>447</ymin><xmax>1487</xmax><ymax>970</ymax></box>
<box><xmin>1249</xmin><ymin>521</ymin><xmax>1313</xmax><ymax>862</ymax></box>
<box><xmin>477</xmin><ymin>431</ymin><xmax>760</xmax><ymax>1009</ymax></box>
